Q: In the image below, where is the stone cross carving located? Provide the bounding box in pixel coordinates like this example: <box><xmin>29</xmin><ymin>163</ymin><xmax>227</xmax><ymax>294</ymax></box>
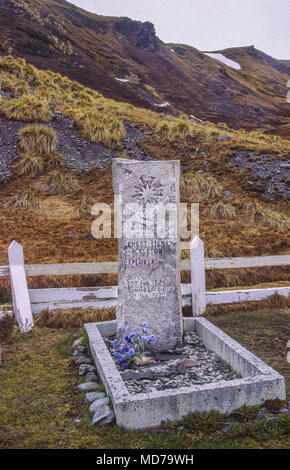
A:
<box><xmin>113</xmin><ymin>159</ymin><xmax>183</xmax><ymax>352</ymax></box>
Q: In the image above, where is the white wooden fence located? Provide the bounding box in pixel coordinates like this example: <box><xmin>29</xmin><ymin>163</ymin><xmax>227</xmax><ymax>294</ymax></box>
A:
<box><xmin>1</xmin><ymin>238</ymin><xmax>289</xmax><ymax>333</ymax></box>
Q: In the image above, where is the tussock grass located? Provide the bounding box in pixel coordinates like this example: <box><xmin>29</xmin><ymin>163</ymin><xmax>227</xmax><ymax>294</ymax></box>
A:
<box><xmin>18</xmin><ymin>125</ymin><xmax>56</xmax><ymax>155</ymax></box>
<box><xmin>171</xmin><ymin>120</ymin><xmax>191</xmax><ymax>139</ymax></box>
<box><xmin>65</xmin><ymin>108</ymin><xmax>125</xmax><ymax>148</ymax></box>
<box><xmin>45</xmin><ymin>152</ymin><xmax>64</xmax><ymax>170</ymax></box>
<box><xmin>37</xmin><ymin>171</ymin><xmax>79</xmax><ymax>195</ymax></box>
<box><xmin>240</xmin><ymin>202</ymin><xmax>289</xmax><ymax>229</ymax></box>
<box><xmin>13</xmin><ymin>154</ymin><xmax>44</xmax><ymax>177</ymax></box>
<box><xmin>0</xmin><ymin>54</ymin><xmax>289</xmax><ymax>287</ymax></box>
<box><xmin>78</xmin><ymin>193</ymin><xmax>96</xmax><ymax>209</ymax></box>
<box><xmin>0</xmin><ymin>72</ymin><xmax>30</xmax><ymax>95</ymax></box>
<box><xmin>156</xmin><ymin>121</ymin><xmax>171</xmax><ymax>136</ymax></box>
<box><xmin>7</xmin><ymin>190</ymin><xmax>40</xmax><ymax>210</ymax></box>
<box><xmin>0</xmin><ymin>94</ymin><xmax>52</xmax><ymax>122</ymax></box>
<box><xmin>208</xmin><ymin>202</ymin><xmax>236</xmax><ymax>220</ymax></box>
<box><xmin>35</xmin><ymin>307</ymin><xmax>116</xmax><ymax>328</ymax></box>
<box><xmin>182</xmin><ymin>173</ymin><xmax>221</xmax><ymax>201</ymax></box>
<box><xmin>13</xmin><ymin>152</ymin><xmax>64</xmax><ymax>177</ymax></box>
<box><xmin>1</xmin><ymin>55</ymin><xmax>290</xmax><ymax>156</ymax></box>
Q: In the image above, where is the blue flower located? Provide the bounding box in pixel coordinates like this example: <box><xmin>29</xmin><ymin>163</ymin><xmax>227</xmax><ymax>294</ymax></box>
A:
<box><xmin>112</xmin><ymin>339</ymin><xmax>119</xmax><ymax>348</ymax></box>
<box><xmin>122</xmin><ymin>362</ymin><xmax>128</xmax><ymax>369</ymax></box>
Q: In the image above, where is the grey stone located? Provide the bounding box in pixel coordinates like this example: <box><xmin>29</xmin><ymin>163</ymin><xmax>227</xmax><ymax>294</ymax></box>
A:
<box><xmin>75</xmin><ymin>355</ymin><xmax>92</xmax><ymax>365</ymax></box>
<box><xmin>78</xmin><ymin>364</ymin><xmax>96</xmax><ymax>376</ymax></box>
<box><xmin>121</xmin><ymin>370</ymin><xmax>154</xmax><ymax>381</ymax></box>
<box><xmin>112</xmin><ymin>159</ymin><xmax>183</xmax><ymax>352</ymax></box>
<box><xmin>99</xmin><ymin>410</ymin><xmax>115</xmax><ymax>426</ymax></box>
<box><xmin>221</xmin><ymin>190</ymin><xmax>231</xmax><ymax>197</ymax></box>
<box><xmin>73</xmin><ymin>337</ymin><xmax>83</xmax><ymax>348</ymax></box>
<box><xmin>77</xmin><ymin>381</ymin><xmax>99</xmax><ymax>392</ymax></box>
<box><xmin>73</xmin><ymin>345</ymin><xmax>86</xmax><ymax>357</ymax></box>
<box><xmin>85</xmin><ymin>391</ymin><xmax>105</xmax><ymax>403</ymax></box>
<box><xmin>91</xmin><ymin>405</ymin><xmax>113</xmax><ymax>426</ymax></box>
<box><xmin>89</xmin><ymin>397</ymin><xmax>110</xmax><ymax>413</ymax></box>
<box><xmin>155</xmin><ymin>353</ymin><xmax>188</xmax><ymax>361</ymax></box>
<box><xmin>85</xmin><ymin>372</ymin><xmax>98</xmax><ymax>382</ymax></box>
<box><xmin>217</xmin><ymin>136</ymin><xmax>231</xmax><ymax>142</ymax></box>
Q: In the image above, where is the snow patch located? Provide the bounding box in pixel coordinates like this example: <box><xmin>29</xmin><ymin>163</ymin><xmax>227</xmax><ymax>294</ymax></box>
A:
<box><xmin>115</xmin><ymin>78</ymin><xmax>130</xmax><ymax>83</ymax></box>
<box><xmin>204</xmin><ymin>53</ymin><xmax>241</xmax><ymax>70</ymax></box>
<box><xmin>154</xmin><ymin>102</ymin><xmax>170</xmax><ymax>108</ymax></box>
<box><xmin>190</xmin><ymin>115</ymin><xmax>203</xmax><ymax>123</ymax></box>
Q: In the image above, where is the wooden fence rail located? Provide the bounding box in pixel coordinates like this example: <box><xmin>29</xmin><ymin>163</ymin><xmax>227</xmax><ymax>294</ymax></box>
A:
<box><xmin>1</xmin><ymin>239</ymin><xmax>289</xmax><ymax>332</ymax></box>
<box><xmin>1</xmin><ymin>255</ymin><xmax>289</xmax><ymax>278</ymax></box>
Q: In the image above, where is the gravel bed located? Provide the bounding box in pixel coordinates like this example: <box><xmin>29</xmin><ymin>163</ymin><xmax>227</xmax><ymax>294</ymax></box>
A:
<box><xmin>105</xmin><ymin>331</ymin><xmax>238</xmax><ymax>395</ymax></box>
<box><xmin>229</xmin><ymin>151</ymin><xmax>290</xmax><ymax>200</ymax></box>
<box><xmin>0</xmin><ymin>107</ymin><xmax>153</xmax><ymax>181</ymax></box>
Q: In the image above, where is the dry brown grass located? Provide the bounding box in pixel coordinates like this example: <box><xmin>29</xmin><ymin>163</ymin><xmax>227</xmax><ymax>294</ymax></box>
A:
<box><xmin>181</xmin><ymin>173</ymin><xmax>221</xmax><ymax>201</ymax></box>
<box><xmin>208</xmin><ymin>202</ymin><xmax>237</xmax><ymax>220</ymax></box>
<box><xmin>7</xmin><ymin>190</ymin><xmax>40</xmax><ymax>210</ymax></box>
<box><xmin>240</xmin><ymin>202</ymin><xmax>289</xmax><ymax>230</ymax></box>
<box><xmin>18</xmin><ymin>125</ymin><xmax>56</xmax><ymax>155</ymax></box>
<box><xmin>13</xmin><ymin>154</ymin><xmax>44</xmax><ymax>177</ymax></box>
<box><xmin>37</xmin><ymin>171</ymin><xmax>80</xmax><ymax>196</ymax></box>
<box><xmin>204</xmin><ymin>294</ymin><xmax>290</xmax><ymax>316</ymax></box>
<box><xmin>45</xmin><ymin>152</ymin><xmax>64</xmax><ymax>170</ymax></box>
<box><xmin>0</xmin><ymin>55</ymin><xmax>289</xmax><ymax>304</ymax></box>
<box><xmin>34</xmin><ymin>307</ymin><xmax>115</xmax><ymax>328</ymax></box>
<box><xmin>0</xmin><ymin>94</ymin><xmax>52</xmax><ymax>122</ymax></box>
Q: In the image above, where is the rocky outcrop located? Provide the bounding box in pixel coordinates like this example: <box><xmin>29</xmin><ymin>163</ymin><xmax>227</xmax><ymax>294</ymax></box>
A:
<box><xmin>114</xmin><ymin>17</ymin><xmax>159</xmax><ymax>52</ymax></box>
<box><xmin>0</xmin><ymin>0</ymin><xmax>13</xmax><ymax>8</ymax></box>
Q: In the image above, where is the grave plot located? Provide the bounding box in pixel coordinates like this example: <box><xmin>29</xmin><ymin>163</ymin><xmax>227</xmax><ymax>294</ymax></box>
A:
<box><xmin>103</xmin><ymin>330</ymin><xmax>239</xmax><ymax>395</ymax></box>
<box><xmin>84</xmin><ymin>159</ymin><xmax>285</xmax><ymax>430</ymax></box>
<box><xmin>85</xmin><ymin>317</ymin><xmax>285</xmax><ymax>430</ymax></box>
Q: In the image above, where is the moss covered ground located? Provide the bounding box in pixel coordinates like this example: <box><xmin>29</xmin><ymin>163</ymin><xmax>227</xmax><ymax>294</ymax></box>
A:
<box><xmin>0</xmin><ymin>308</ymin><xmax>289</xmax><ymax>449</ymax></box>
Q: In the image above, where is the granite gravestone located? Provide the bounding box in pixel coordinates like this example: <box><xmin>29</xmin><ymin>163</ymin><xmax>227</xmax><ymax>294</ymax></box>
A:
<box><xmin>113</xmin><ymin>159</ymin><xmax>183</xmax><ymax>352</ymax></box>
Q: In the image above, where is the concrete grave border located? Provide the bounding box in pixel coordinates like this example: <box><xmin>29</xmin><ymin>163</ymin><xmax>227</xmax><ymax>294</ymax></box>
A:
<box><xmin>85</xmin><ymin>317</ymin><xmax>286</xmax><ymax>430</ymax></box>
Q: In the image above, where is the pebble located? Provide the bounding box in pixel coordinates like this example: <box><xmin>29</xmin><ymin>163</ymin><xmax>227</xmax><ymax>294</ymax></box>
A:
<box><xmin>217</xmin><ymin>136</ymin><xmax>232</xmax><ymax>142</ymax></box>
<box><xmin>79</xmin><ymin>364</ymin><xmax>96</xmax><ymax>376</ymax></box>
<box><xmin>85</xmin><ymin>372</ymin><xmax>98</xmax><ymax>382</ymax></box>
<box><xmin>106</xmin><ymin>332</ymin><xmax>238</xmax><ymax>395</ymax></box>
<box><xmin>77</xmin><ymin>381</ymin><xmax>99</xmax><ymax>392</ymax></box>
<box><xmin>91</xmin><ymin>406</ymin><xmax>115</xmax><ymax>427</ymax></box>
<box><xmin>73</xmin><ymin>345</ymin><xmax>86</xmax><ymax>356</ymax></box>
<box><xmin>75</xmin><ymin>355</ymin><xmax>92</xmax><ymax>365</ymax></box>
<box><xmin>84</xmin><ymin>392</ymin><xmax>105</xmax><ymax>403</ymax></box>
<box><xmin>89</xmin><ymin>397</ymin><xmax>110</xmax><ymax>413</ymax></box>
<box><xmin>72</xmin><ymin>337</ymin><xmax>84</xmax><ymax>348</ymax></box>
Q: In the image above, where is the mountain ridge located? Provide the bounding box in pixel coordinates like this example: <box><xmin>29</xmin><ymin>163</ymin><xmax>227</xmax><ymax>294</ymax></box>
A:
<box><xmin>0</xmin><ymin>0</ymin><xmax>290</xmax><ymax>136</ymax></box>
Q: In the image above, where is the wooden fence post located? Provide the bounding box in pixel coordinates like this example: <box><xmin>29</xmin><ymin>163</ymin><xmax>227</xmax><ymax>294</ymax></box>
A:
<box><xmin>8</xmin><ymin>241</ymin><xmax>34</xmax><ymax>333</ymax></box>
<box><xmin>190</xmin><ymin>236</ymin><xmax>206</xmax><ymax>316</ymax></box>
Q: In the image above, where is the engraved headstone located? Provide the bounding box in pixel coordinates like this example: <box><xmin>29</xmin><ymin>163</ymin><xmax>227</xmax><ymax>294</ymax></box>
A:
<box><xmin>113</xmin><ymin>159</ymin><xmax>183</xmax><ymax>352</ymax></box>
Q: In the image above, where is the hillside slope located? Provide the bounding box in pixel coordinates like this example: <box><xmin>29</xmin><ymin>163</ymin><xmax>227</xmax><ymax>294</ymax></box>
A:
<box><xmin>0</xmin><ymin>0</ymin><xmax>290</xmax><ymax>135</ymax></box>
<box><xmin>0</xmin><ymin>54</ymin><xmax>289</xmax><ymax>274</ymax></box>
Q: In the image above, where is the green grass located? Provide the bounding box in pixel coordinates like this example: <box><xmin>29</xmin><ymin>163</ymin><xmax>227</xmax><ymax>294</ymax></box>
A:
<box><xmin>0</xmin><ymin>309</ymin><xmax>289</xmax><ymax>449</ymax></box>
